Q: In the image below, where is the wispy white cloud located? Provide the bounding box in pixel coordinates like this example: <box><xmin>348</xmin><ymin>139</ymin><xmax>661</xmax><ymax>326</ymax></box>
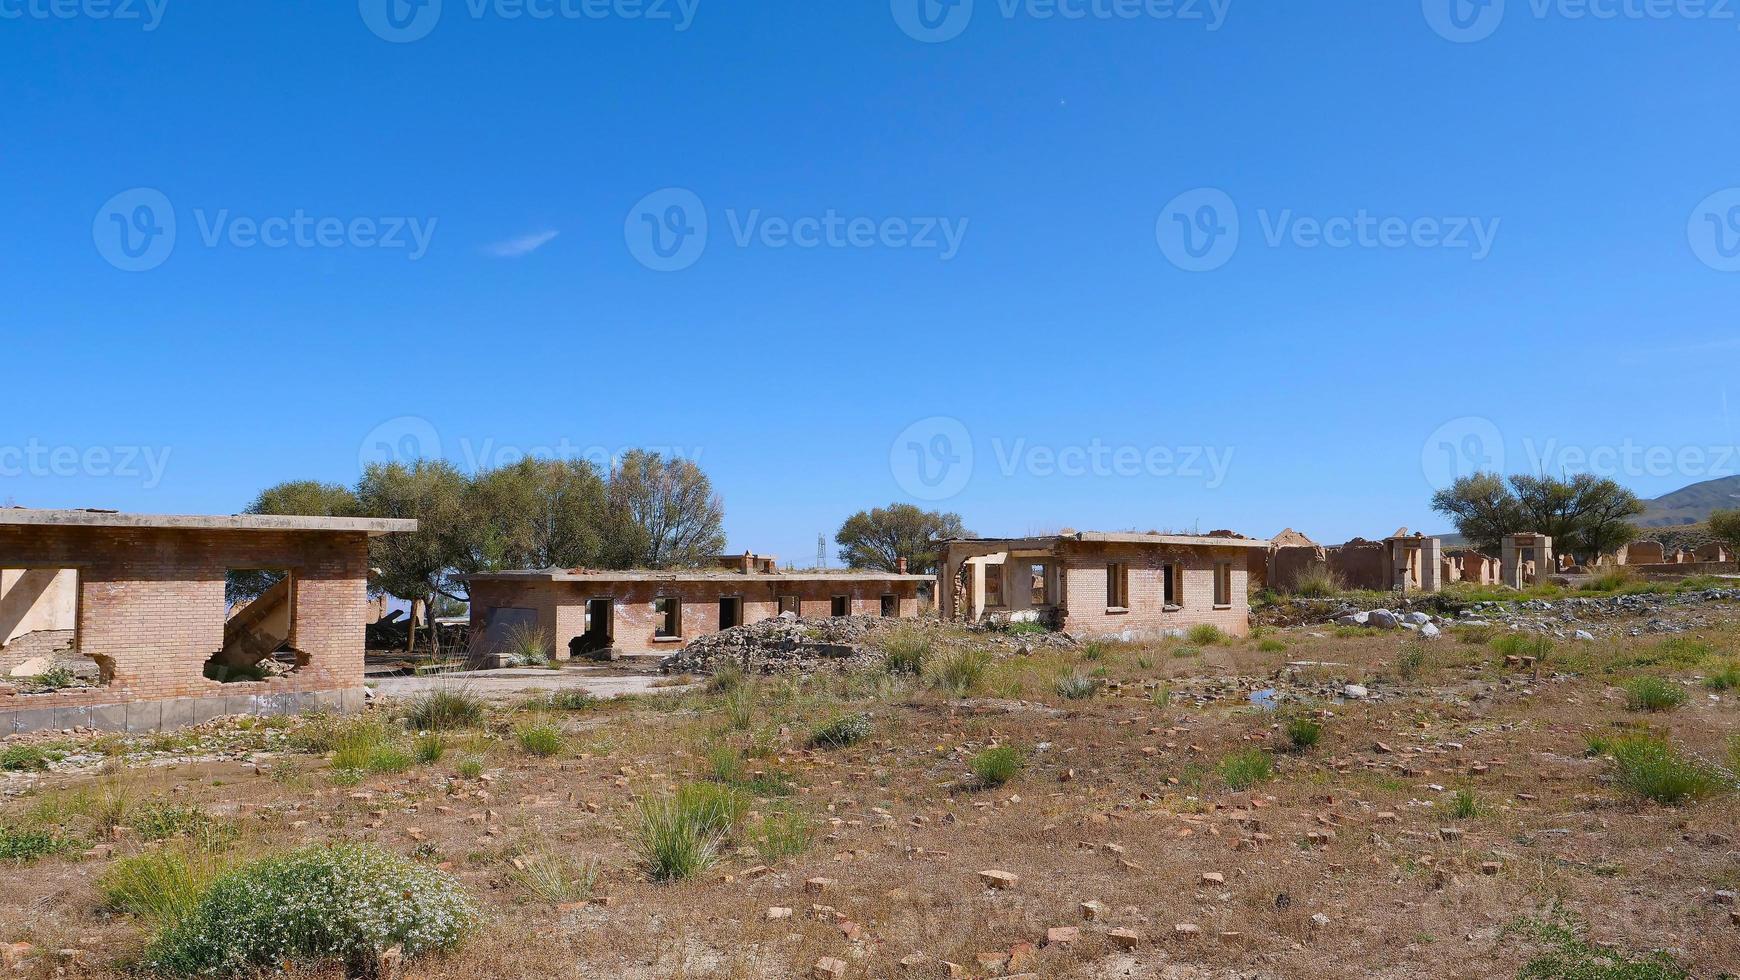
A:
<box><xmin>485</xmin><ymin>229</ymin><xmax>559</xmax><ymax>258</ymax></box>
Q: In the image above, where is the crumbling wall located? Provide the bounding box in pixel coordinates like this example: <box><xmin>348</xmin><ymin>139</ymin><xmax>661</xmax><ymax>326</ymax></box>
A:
<box><xmin>1327</xmin><ymin>538</ymin><xmax>1389</xmax><ymax>591</ymax></box>
<box><xmin>1270</xmin><ymin>545</ymin><xmax>1329</xmax><ymax>590</ymax></box>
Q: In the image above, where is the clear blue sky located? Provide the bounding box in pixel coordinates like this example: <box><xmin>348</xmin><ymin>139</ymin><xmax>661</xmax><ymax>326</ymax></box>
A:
<box><xmin>5</xmin><ymin>0</ymin><xmax>1739</xmax><ymax>562</ymax></box>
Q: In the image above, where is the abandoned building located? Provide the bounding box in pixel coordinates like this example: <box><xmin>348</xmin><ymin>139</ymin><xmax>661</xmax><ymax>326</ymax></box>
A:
<box><xmin>1266</xmin><ymin>529</ymin><xmax>1449</xmax><ymax>593</ymax></box>
<box><xmin>466</xmin><ymin>555</ymin><xmax>931</xmax><ymax>659</ymax></box>
<box><xmin>1500</xmin><ymin>532</ymin><xmax>1554</xmax><ymax>588</ymax></box>
<box><xmin>935</xmin><ymin>531</ymin><xmax>1270</xmax><ymax>639</ymax></box>
<box><xmin>0</xmin><ymin>508</ymin><xmax>416</xmax><ymax>734</ymax></box>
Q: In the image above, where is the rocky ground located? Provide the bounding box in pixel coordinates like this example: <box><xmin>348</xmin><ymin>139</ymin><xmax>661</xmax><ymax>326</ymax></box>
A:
<box><xmin>1</xmin><ymin>601</ymin><xmax>1737</xmax><ymax>979</ymax></box>
<box><xmin>662</xmin><ymin>614</ymin><xmax>1077</xmax><ymax>676</ymax></box>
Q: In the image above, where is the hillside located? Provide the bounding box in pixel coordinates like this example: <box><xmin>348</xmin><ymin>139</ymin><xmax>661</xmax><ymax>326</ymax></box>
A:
<box><xmin>1641</xmin><ymin>475</ymin><xmax>1740</xmax><ymax>527</ymax></box>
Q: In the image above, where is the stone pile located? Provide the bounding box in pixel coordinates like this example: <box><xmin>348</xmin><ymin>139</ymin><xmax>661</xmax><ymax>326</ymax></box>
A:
<box><xmin>661</xmin><ymin>615</ymin><xmax>906</xmax><ymax>676</ymax></box>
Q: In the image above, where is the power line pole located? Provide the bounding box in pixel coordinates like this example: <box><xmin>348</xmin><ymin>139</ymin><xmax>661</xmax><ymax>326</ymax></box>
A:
<box><xmin>816</xmin><ymin>533</ymin><xmax>827</xmax><ymax>570</ymax></box>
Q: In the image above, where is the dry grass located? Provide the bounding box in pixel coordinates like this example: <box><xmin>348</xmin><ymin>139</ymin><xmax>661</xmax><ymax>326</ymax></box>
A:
<box><xmin>2</xmin><ymin>619</ymin><xmax>1739</xmax><ymax>978</ymax></box>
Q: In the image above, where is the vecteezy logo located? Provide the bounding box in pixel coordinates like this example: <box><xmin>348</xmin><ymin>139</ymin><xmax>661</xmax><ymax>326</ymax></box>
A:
<box><xmin>890</xmin><ymin>416</ymin><xmax>973</xmax><ymax>501</ymax></box>
<box><xmin>1421</xmin><ymin>416</ymin><xmax>1505</xmax><ymax>492</ymax></box>
<box><xmin>358</xmin><ymin>416</ymin><xmax>443</xmax><ymax>473</ymax></box>
<box><xmin>1155</xmin><ymin>188</ymin><xmax>1238</xmax><ymax>272</ymax></box>
<box><xmin>891</xmin><ymin>0</ymin><xmax>973</xmax><ymax>42</ymax></box>
<box><xmin>625</xmin><ymin>188</ymin><xmax>708</xmax><ymax>272</ymax></box>
<box><xmin>360</xmin><ymin>0</ymin><xmax>442</xmax><ymax>43</ymax></box>
<box><xmin>1689</xmin><ymin>188</ymin><xmax>1740</xmax><ymax>273</ymax></box>
<box><xmin>93</xmin><ymin>188</ymin><xmax>176</xmax><ymax>272</ymax></box>
<box><xmin>1422</xmin><ymin>0</ymin><xmax>1505</xmax><ymax>42</ymax></box>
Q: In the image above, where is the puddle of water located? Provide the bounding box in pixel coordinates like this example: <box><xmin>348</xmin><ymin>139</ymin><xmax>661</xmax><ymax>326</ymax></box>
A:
<box><xmin>1250</xmin><ymin>688</ymin><xmax>1278</xmax><ymax>710</ymax></box>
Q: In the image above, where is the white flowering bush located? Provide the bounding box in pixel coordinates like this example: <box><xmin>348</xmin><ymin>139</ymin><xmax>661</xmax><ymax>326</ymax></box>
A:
<box><xmin>145</xmin><ymin>843</ymin><xmax>478</xmax><ymax>976</ymax></box>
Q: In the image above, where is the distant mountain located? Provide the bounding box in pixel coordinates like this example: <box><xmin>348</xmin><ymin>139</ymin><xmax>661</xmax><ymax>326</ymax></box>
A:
<box><xmin>1640</xmin><ymin>475</ymin><xmax>1740</xmax><ymax>527</ymax></box>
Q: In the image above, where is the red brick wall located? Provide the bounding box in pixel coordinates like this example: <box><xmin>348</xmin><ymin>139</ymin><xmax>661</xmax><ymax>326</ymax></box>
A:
<box><xmin>1056</xmin><ymin>542</ymin><xmax>1253</xmax><ymax>638</ymax></box>
<box><xmin>0</xmin><ymin>526</ymin><xmax>370</xmax><ymax>711</ymax></box>
<box><xmin>470</xmin><ymin>577</ymin><xmax>924</xmax><ymax>656</ymax></box>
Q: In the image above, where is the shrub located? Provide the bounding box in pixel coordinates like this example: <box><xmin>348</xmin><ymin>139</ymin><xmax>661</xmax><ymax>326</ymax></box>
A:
<box><xmin>1605</xmin><ymin>734</ymin><xmax>1730</xmax><ymax>805</ymax></box>
<box><xmin>931</xmin><ymin>649</ymin><xmax>992</xmax><ymax>697</ymax></box>
<box><xmin>1053</xmin><ymin>672</ymin><xmax>1102</xmax><ymax>701</ymax></box>
<box><xmin>1395</xmin><ymin>645</ymin><xmax>1426</xmax><ymax>682</ymax></box>
<box><xmin>1186</xmin><ymin>624</ymin><xmax>1227</xmax><ymax>646</ymax></box>
<box><xmin>1622</xmin><ymin>676</ymin><xmax>1687</xmax><ymax>712</ymax></box>
<box><xmin>1450</xmin><ymin>787</ymin><xmax>1480</xmax><ymax>820</ymax></box>
<box><xmin>404</xmin><ymin>689</ymin><xmax>487</xmax><ymax>731</ymax></box>
<box><xmin>882</xmin><ymin>628</ymin><xmax>931</xmax><ymax>675</ymax></box>
<box><xmin>808</xmin><ymin>714</ymin><xmax>871</xmax><ymax>749</ymax></box>
<box><xmin>1284</xmin><ymin>715</ymin><xmax>1322</xmax><ymax>751</ymax></box>
<box><xmin>0</xmin><ymin>745</ymin><xmax>53</xmax><ymax>772</ymax></box>
<box><xmin>100</xmin><ymin>846</ymin><xmax>228</xmax><ymax>929</ymax></box>
<box><xmin>632</xmin><ymin>791</ymin><xmax>725</xmax><ymax>882</ymax></box>
<box><xmin>515</xmin><ymin>719</ymin><xmax>564</xmax><ymax>757</ymax></box>
<box><xmin>1217</xmin><ymin>749</ymin><xmax>1274</xmax><ymax>790</ymax></box>
<box><xmin>1256</xmin><ymin>638</ymin><xmax>1287</xmax><ymax>654</ymax></box>
<box><xmin>752</xmin><ymin>805</ymin><xmax>814</xmax><ymax>861</ymax></box>
<box><xmin>968</xmin><ymin>746</ymin><xmax>1025</xmax><ymax>787</ymax></box>
<box><xmin>1702</xmin><ymin>660</ymin><xmax>1740</xmax><ymax>691</ymax></box>
<box><xmin>1171</xmin><ymin>646</ymin><xmax>1201</xmax><ymax>659</ymax></box>
<box><xmin>144</xmin><ymin>843</ymin><xmax>478</xmax><ymax>976</ymax></box>
<box><xmin>0</xmin><ymin>825</ymin><xmax>73</xmax><ymax>864</ymax></box>
<box><xmin>454</xmin><ymin>756</ymin><xmax>484</xmax><ymax>780</ymax></box>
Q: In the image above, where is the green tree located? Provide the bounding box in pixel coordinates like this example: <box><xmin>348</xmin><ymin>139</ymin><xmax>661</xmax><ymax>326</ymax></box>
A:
<box><xmin>604</xmin><ymin>451</ymin><xmax>726</xmax><ymax>568</ymax></box>
<box><xmin>1429</xmin><ymin>472</ymin><xmax>1521</xmax><ymax>554</ymax></box>
<box><xmin>835</xmin><ymin>503</ymin><xmax>968</xmax><ymax>575</ymax></box>
<box><xmin>355</xmin><ymin>460</ymin><xmax>473</xmax><ymax>653</ymax></box>
<box><xmin>464</xmin><ymin>458</ymin><xmax>611</xmax><ymax>572</ymax></box>
<box><xmin>230</xmin><ymin>481</ymin><xmax>361</xmax><ymax>601</ymax></box>
<box><xmin>1709</xmin><ymin>509</ymin><xmax>1740</xmax><ymax>562</ymax></box>
<box><xmin>1432</xmin><ymin>472</ymin><xmax>1644</xmax><ymax>561</ymax></box>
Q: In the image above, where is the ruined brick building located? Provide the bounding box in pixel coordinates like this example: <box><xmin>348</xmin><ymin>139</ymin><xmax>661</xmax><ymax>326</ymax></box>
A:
<box><xmin>0</xmin><ymin>509</ymin><xmax>415</xmax><ymax>734</ymax></box>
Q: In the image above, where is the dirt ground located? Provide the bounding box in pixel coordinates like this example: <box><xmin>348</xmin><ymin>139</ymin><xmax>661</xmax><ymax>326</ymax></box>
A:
<box><xmin>3</xmin><ymin>611</ymin><xmax>1738</xmax><ymax>979</ymax></box>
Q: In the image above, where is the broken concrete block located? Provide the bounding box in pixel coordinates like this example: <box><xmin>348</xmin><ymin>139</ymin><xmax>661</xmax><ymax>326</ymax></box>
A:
<box><xmin>1108</xmin><ymin>928</ymin><xmax>1140</xmax><ymax>950</ymax></box>
<box><xmin>979</xmin><ymin>869</ymin><xmax>1019</xmax><ymax>889</ymax></box>
<box><xmin>812</xmin><ymin>957</ymin><xmax>847</xmax><ymax>980</ymax></box>
<box><xmin>1045</xmin><ymin>926</ymin><xmax>1080</xmax><ymax>945</ymax></box>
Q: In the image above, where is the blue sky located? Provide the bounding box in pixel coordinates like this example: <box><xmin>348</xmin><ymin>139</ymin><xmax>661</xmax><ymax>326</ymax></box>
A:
<box><xmin>4</xmin><ymin>0</ymin><xmax>1739</xmax><ymax>562</ymax></box>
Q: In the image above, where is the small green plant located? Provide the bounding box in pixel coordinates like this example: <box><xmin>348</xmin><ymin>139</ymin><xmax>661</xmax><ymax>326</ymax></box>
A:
<box><xmin>751</xmin><ymin>805</ymin><xmax>814</xmax><ymax>861</ymax></box>
<box><xmin>455</xmin><ymin>755</ymin><xmax>485</xmax><ymax>780</ymax></box>
<box><xmin>129</xmin><ymin>802</ymin><xmax>222</xmax><ymax>843</ymax></box>
<box><xmin>1622</xmin><ymin>676</ymin><xmax>1688</xmax><ymax>712</ymax></box>
<box><xmin>931</xmin><ymin>649</ymin><xmax>992</xmax><ymax>697</ymax></box>
<box><xmin>1005</xmin><ymin>620</ymin><xmax>1048</xmax><ymax>636</ymax></box>
<box><xmin>1080</xmin><ymin>641</ymin><xmax>1108</xmax><ymax>661</ymax></box>
<box><xmin>404</xmin><ymin>688</ymin><xmax>487</xmax><ymax>731</ymax></box>
<box><xmin>632</xmin><ymin>788</ymin><xmax>731</xmax><ymax>882</ymax></box>
<box><xmin>327</xmin><ymin>719</ymin><xmax>413</xmax><ymax>777</ymax></box>
<box><xmin>0</xmin><ymin>745</ymin><xmax>54</xmax><ymax>772</ymax></box>
<box><xmin>1171</xmin><ymin>646</ymin><xmax>1201</xmax><ymax>659</ymax></box>
<box><xmin>808</xmin><ymin>713</ymin><xmax>871</xmax><ymax>749</ymax></box>
<box><xmin>26</xmin><ymin>663</ymin><xmax>79</xmax><ymax>691</ymax></box>
<box><xmin>1186</xmin><ymin>623</ymin><xmax>1227</xmax><ymax>646</ymax></box>
<box><xmin>414</xmin><ymin>733</ymin><xmax>447</xmax><ymax>764</ymax></box>
<box><xmin>1701</xmin><ymin>660</ymin><xmax>1740</xmax><ymax>691</ymax></box>
<box><xmin>515</xmin><ymin>719</ymin><xmax>565</xmax><ymax>757</ymax></box>
<box><xmin>543</xmin><ymin>689</ymin><xmax>599</xmax><ymax>711</ymax></box>
<box><xmin>1284</xmin><ymin>714</ymin><xmax>1323</xmax><ymax>750</ymax></box>
<box><xmin>143</xmin><ymin>843</ymin><xmax>478</xmax><ymax>976</ymax></box>
<box><xmin>882</xmin><ymin>628</ymin><xmax>931</xmax><ymax>675</ymax></box>
<box><xmin>1510</xmin><ymin>912</ymin><xmax>1689</xmax><ymax>980</ymax></box>
<box><xmin>1217</xmin><ymin>749</ymin><xmax>1274</xmax><ymax>790</ymax></box>
<box><xmin>1491</xmin><ymin>633</ymin><xmax>1553</xmax><ymax>661</ymax></box>
<box><xmin>1395</xmin><ymin>645</ymin><xmax>1426</xmax><ymax>682</ymax></box>
<box><xmin>1604</xmin><ymin>734</ymin><xmax>1730</xmax><ymax>805</ymax></box>
<box><xmin>0</xmin><ymin>825</ymin><xmax>74</xmax><ymax>864</ymax></box>
<box><xmin>968</xmin><ymin>745</ymin><xmax>1024</xmax><ymax>787</ymax></box>
<box><xmin>1053</xmin><ymin>671</ymin><xmax>1102</xmax><ymax>700</ymax></box>
<box><xmin>1256</xmin><ymin>638</ymin><xmax>1287</xmax><ymax>654</ymax></box>
<box><xmin>1449</xmin><ymin>787</ymin><xmax>1480</xmax><ymax>820</ymax></box>
<box><xmin>1149</xmin><ymin>683</ymin><xmax>1173</xmax><ymax>708</ymax></box>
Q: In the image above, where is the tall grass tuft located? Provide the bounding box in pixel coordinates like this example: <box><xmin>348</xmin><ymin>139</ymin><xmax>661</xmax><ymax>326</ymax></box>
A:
<box><xmin>99</xmin><ymin>845</ymin><xmax>229</xmax><ymax>929</ymax></box>
<box><xmin>751</xmin><ymin>805</ymin><xmax>814</xmax><ymax>861</ymax></box>
<box><xmin>404</xmin><ymin>688</ymin><xmax>487</xmax><ymax>731</ymax></box>
<box><xmin>882</xmin><ymin>628</ymin><xmax>932</xmax><ymax>675</ymax></box>
<box><xmin>632</xmin><ymin>786</ymin><xmax>736</xmax><ymax>881</ymax></box>
<box><xmin>1290</xmin><ymin>566</ymin><xmax>1344</xmax><ymax>598</ymax></box>
<box><xmin>722</xmin><ymin>685</ymin><xmax>756</xmax><ymax>731</ymax></box>
<box><xmin>931</xmin><ymin>649</ymin><xmax>992</xmax><ymax>697</ymax></box>
<box><xmin>1702</xmin><ymin>660</ymin><xmax>1740</xmax><ymax>691</ymax></box>
<box><xmin>1053</xmin><ymin>671</ymin><xmax>1102</xmax><ymax>700</ymax></box>
<box><xmin>1186</xmin><ymin>623</ymin><xmax>1227</xmax><ymax>646</ymax></box>
<box><xmin>1603</xmin><ymin>734</ymin><xmax>1731</xmax><ymax>805</ymax></box>
<box><xmin>1622</xmin><ymin>676</ymin><xmax>1688</xmax><ymax>712</ymax></box>
<box><xmin>1284</xmin><ymin>714</ymin><xmax>1323</xmax><ymax>750</ymax></box>
<box><xmin>1450</xmin><ymin>787</ymin><xmax>1481</xmax><ymax>820</ymax></box>
<box><xmin>515</xmin><ymin>719</ymin><xmax>565</xmax><ymax>757</ymax></box>
<box><xmin>1217</xmin><ymin>749</ymin><xmax>1275</xmax><ymax>790</ymax></box>
<box><xmin>510</xmin><ymin>852</ymin><xmax>599</xmax><ymax>904</ymax></box>
<box><xmin>968</xmin><ymin>746</ymin><xmax>1025</xmax><ymax>787</ymax></box>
